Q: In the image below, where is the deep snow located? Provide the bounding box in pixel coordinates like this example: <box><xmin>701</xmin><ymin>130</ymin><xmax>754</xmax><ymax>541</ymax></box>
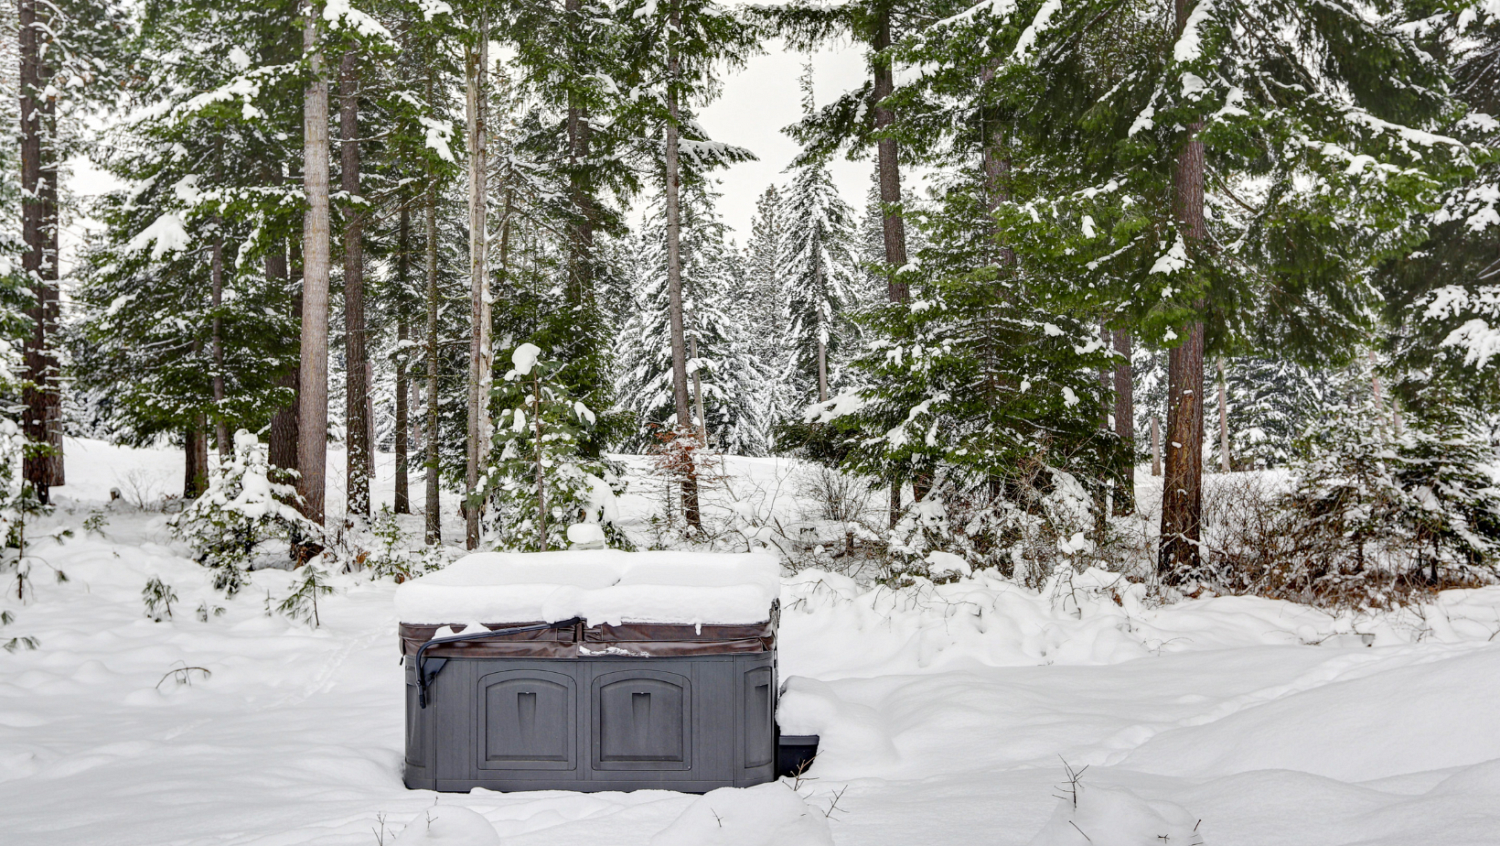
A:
<box><xmin>1</xmin><ymin>439</ymin><xmax>1498</xmax><ymax>845</ymax></box>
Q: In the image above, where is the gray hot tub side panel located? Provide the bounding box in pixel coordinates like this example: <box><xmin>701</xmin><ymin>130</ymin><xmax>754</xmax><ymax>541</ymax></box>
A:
<box><xmin>404</xmin><ymin>653</ymin><xmax>777</xmax><ymax>793</ymax></box>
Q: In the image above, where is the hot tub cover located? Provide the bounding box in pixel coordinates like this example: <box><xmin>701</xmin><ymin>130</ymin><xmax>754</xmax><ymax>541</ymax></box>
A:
<box><xmin>394</xmin><ymin>549</ymin><xmax>782</xmax><ymax>627</ymax></box>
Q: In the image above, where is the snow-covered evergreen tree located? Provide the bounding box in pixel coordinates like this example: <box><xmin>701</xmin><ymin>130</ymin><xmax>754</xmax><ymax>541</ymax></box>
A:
<box><xmin>775</xmin><ymin>65</ymin><xmax>861</xmax><ymax>407</ymax></box>
<box><xmin>69</xmin><ymin>0</ymin><xmax>306</xmax><ymax>474</ymax></box>
<box><xmin>1381</xmin><ymin>2</ymin><xmax>1500</xmax><ymax>423</ymax></box>
<box><xmin>478</xmin><ymin>344</ymin><xmax>626</xmax><ymax>552</ymax></box>
<box><xmin>617</xmin><ymin>187</ymin><xmax>769</xmax><ymax>454</ymax></box>
<box><xmin>170</xmin><ymin>432</ymin><xmax>318</xmax><ymax>595</ymax></box>
<box><xmin>1220</xmin><ymin>358</ymin><xmax>1346</xmax><ymax>469</ymax></box>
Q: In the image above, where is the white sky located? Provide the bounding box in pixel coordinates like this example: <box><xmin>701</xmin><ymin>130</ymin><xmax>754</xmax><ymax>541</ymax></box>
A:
<box><xmin>696</xmin><ymin>38</ymin><xmax>875</xmax><ymax>241</ymax></box>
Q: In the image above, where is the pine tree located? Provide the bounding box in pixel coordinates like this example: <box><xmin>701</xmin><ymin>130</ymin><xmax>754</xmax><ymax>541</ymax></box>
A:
<box><xmin>497</xmin><ymin>0</ymin><xmax>637</xmax><ymax>457</ymax></box>
<box><xmin>1380</xmin><ymin>2</ymin><xmax>1500</xmax><ymax>423</ymax></box>
<box><xmin>618</xmin><ymin>0</ymin><xmax>760</xmax><ymax>523</ymax></box>
<box><xmin>71</xmin><ymin>0</ymin><xmax>304</xmax><ymax>486</ymax></box>
<box><xmin>16</xmin><ymin>0</ymin><xmax>129</xmax><ymax>500</ymax></box>
<box><xmin>171</xmin><ymin>432</ymin><xmax>319</xmax><ymax>594</ymax></box>
<box><xmin>617</xmin><ymin>188</ymin><xmax>770</xmax><ymax>455</ymax></box>
<box><xmin>478</xmin><ymin>344</ymin><xmax>625</xmax><ymax>551</ymax></box>
<box><xmin>775</xmin><ymin>65</ymin><xmax>861</xmax><ymax>408</ymax></box>
<box><xmin>943</xmin><ymin>0</ymin><xmax>1462</xmax><ymax>579</ymax></box>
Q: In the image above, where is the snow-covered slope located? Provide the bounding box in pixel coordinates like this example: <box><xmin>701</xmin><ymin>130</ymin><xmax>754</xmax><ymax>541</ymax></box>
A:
<box><xmin>2</xmin><ymin>441</ymin><xmax>1498</xmax><ymax>845</ymax></box>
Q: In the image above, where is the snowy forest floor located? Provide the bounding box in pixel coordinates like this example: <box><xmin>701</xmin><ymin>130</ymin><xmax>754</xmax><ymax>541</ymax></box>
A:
<box><xmin>2</xmin><ymin>439</ymin><xmax>1499</xmax><ymax>845</ymax></box>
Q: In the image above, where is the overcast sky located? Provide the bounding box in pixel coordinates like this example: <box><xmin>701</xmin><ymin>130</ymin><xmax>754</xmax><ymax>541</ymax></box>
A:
<box><xmin>695</xmin><ymin>39</ymin><xmax>875</xmax><ymax>242</ymax></box>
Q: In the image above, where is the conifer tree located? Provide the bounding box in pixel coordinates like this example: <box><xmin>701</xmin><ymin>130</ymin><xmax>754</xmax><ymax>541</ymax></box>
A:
<box><xmin>72</xmin><ymin>0</ymin><xmax>303</xmax><ymax>492</ymax></box>
<box><xmin>617</xmin><ymin>188</ymin><xmax>769</xmax><ymax>456</ymax></box>
<box><xmin>948</xmin><ymin>0</ymin><xmax>1462</xmax><ymax>579</ymax></box>
<box><xmin>479</xmin><ymin>344</ymin><xmax>624</xmax><ymax>551</ymax></box>
<box><xmin>1380</xmin><ymin>2</ymin><xmax>1500</xmax><ymax>422</ymax></box>
<box><xmin>775</xmin><ymin>65</ymin><xmax>861</xmax><ymax>407</ymax></box>
<box><xmin>618</xmin><ymin>0</ymin><xmax>760</xmax><ymax>526</ymax></box>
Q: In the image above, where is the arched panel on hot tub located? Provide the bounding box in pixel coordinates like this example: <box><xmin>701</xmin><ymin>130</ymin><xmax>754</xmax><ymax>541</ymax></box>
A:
<box><xmin>592</xmin><ymin>668</ymin><xmax>692</xmax><ymax>771</ymax></box>
<box><xmin>475</xmin><ymin>667</ymin><xmax>577</xmax><ymax>771</ymax></box>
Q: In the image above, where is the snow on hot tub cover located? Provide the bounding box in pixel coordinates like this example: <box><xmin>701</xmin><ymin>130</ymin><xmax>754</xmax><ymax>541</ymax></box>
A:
<box><xmin>394</xmin><ymin>550</ymin><xmax>782</xmax><ymax>627</ymax></box>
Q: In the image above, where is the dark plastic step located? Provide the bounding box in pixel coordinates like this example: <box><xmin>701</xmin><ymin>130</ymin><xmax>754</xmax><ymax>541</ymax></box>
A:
<box><xmin>777</xmin><ymin>734</ymin><xmax>820</xmax><ymax>778</ymax></box>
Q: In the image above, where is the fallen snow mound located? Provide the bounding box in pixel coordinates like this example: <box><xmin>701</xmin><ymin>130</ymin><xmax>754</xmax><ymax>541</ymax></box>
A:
<box><xmin>650</xmin><ymin>783</ymin><xmax>834</xmax><ymax>846</ymax></box>
<box><xmin>393</xmin><ymin>550</ymin><xmax>781</xmax><ymax>626</ymax></box>
<box><xmin>1027</xmin><ymin>784</ymin><xmax>1204</xmax><ymax>846</ymax></box>
<box><xmin>778</xmin><ymin>566</ymin><xmax>1500</xmax><ymax>678</ymax></box>
<box><xmin>392</xmin><ymin>806</ymin><xmax>502</xmax><ymax>845</ymax></box>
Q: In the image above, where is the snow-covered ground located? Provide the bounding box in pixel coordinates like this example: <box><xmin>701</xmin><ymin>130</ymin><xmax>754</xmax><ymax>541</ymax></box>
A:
<box><xmin>2</xmin><ymin>439</ymin><xmax>1499</xmax><ymax>845</ymax></box>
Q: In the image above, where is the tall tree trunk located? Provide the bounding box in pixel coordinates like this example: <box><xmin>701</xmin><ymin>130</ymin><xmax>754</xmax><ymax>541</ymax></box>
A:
<box><xmin>39</xmin><ymin>36</ymin><xmax>61</xmax><ymax>490</ymax></box>
<box><xmin>1216</xmin><ymin>359</ymin><xmax>1231</xmax><ymax>472</ymax></box>
<box><xmin>19</xmin><ymin>0</ymin><xmax>43</xmax><ymax>499</ymax></box>
<box><xmin>464</xmin><ymin>28</ymin><xmax>489</xmax><ymax>550</ymax></box>
<box><xmin>664</xmin><ymin>1</ymin><xmax>701</xmax><ymax>530</ymax></box>
<box><xmin>874</xmin><ymin>6</ymin><xmax>908</xmax><ymax>524</ymax></box>
<box><xmin>690</xmin><ymin>336</ymin><xmax>708</xmax><ymax>445</ymax></box>
<box><xmin>366</xmin><ymin>358</ymin><xmax>376</xmax><ymax>473</ymax></box>
<box><xmin>564</xmin><ymin>0</ymin><xmax>594</xmax><ymax>308</ymax></box>
<box><xmin>1151</xmin><ymin>416</ymin><xmax>1162</xmax><ymax>477</ymax></box>
<box><xmin>1113</xmin><ymin>329</ymin><xmax>1134</xmax><ymax>513</ymax></box>
<box><xmin>211</xmin><ymin>225</ymin><xmax>229</xmax><ymax>461</ymax></box>
<box><xmin>394</xmin><ymin>205</ymin><xmax>411</xmax><ymax>514</ymax></box>
<box><xmin>298</xmin><ymin>2</ymin><xmax>332</xmax><ymax>526</ymax></box>
<box><xmin>41</xmin><ymin>88</ymin><xmax>61</xmax><ymax>489</ymax></box>
<box><xmin>1099</xmin><ymin>319</ymin><xmax>1113</xmax><ymax>429</ymax></box>
<box><xmin>817</xmin><ymin>338</ymin><xmax>829</xmax><ymax>403</ymax></box>
<box><xmin>19</xmin><ymin>0</ymin><xmax>60</xmax><ymax>499</ymax></box>
<box><xmin>184</xmin><ymin>418</ymin><xmax>210</xmax><ymax>499</ymax></box>
<box><xmin>1158</xmin><ymin>0</ymin><xmax>1207</xmax><ymax>579</ymax></box>
<box><xmin>424</xmin><ymin>181</ymin><xmax>442</xmax><ymax>545</ymax></box>
<box><xmin>871</xmin><ymin>9</ymin><xmax>908</xmax><ymax>304</ymax></box>
<box><xmin>532</xmin><ymin>374</ymin><xmax>547</xmax><ymax>550</ymax></box>
<box><xmin>269</xmin><ymin>242</ymin><xmax>301</xmax><ymax>475</ymax></box>
<box><xmin>341</xmin><ymin>50</ymin><xmax>370</xmax><ymax>520</ymax></box>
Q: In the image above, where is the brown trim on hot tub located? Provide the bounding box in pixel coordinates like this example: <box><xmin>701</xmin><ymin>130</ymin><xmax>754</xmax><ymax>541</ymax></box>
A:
<box><xmin>399</xmin><ymin>619</ymin><xmax>776</xmax><ymax>659</ymax></box>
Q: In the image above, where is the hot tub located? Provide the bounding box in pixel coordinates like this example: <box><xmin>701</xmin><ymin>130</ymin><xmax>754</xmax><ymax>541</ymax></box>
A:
<box><xmin>396</xmin><ymin>550</ymin><xmax>785</xmax><ymax>793</ymax></box>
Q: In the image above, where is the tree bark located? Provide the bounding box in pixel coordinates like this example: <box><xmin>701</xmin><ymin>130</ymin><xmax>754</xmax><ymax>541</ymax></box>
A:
<box><xmin>664</xmin><ymin>1</ymin><xmax>701</xmax><ymax>530</ymax></box>
<box><xmin>20</xmin><ymin>0</ymin><xmax>61</xmax><ymax>499</ymax></box>
<box><xmin>817</xmin><ymin>338</ymin><xmax>829</xmax><ymax>403</ymax></box>
<box><xmin>211</xmin><ymin>225</ymin><xmax>229</xmax><ymax>462</ymax></box>
<box><xmin>873</xmin><ymin>6</ymin><xmax>909</xmax><ymax>520</ymax></box>
<box><xmin>299</xmin><ymin>3</ymin><xmax>332</xmax><ymax>526</ymax></box>
<box><xmin>366</xmin><ymin>357</ymin><xmax>376</xmax><ymax>470</ymax></box>
<box><xmin>533</xmin><ymin>374</ymin><xmax>546</xmax><ymax>551</ymax></box>
<box><xmin>1158</xmin><ymin>18</ymin><xmax>1207</xmax><ymax>583</ymax></box>
<box><xmin>394</xmin><ymin>205</ymin><xmax>411</xmax><ymax>514</ymax></box>
<box><xmin>1217</xmin><ymin>359</ymin><xmax>1231</xmax><ymax>472</ymax></box>
<box><xmin>565</xmin><ymin>0</ymin><xmax>595</xmax><ymax>308</ymax></box>
<box><xmin>341</xmin><ymin>50</ymin><xmax>370</xmax><ymax>520</ymax></box>
<box><xmin>871</xmin><ymin>8</ymin><xmax>908</xmax><ymax>304</ymax></box>
<box><xmin>184</xmin><ymin>419</ymin><xmax>210</xmax><ymax>499</ymax></box>
<box><xmin>1151</xmin><ymin>416</ymin><xmax>1162</xmax><ymax>477</ymax></box>
<box><xmin>424</xmin><ymin>178</ymin><xmax>442</xmax><ymax>545</ymax></box>
<box><xmin>464</xmin><ymin>28</ymin><xmax>489</xmax><ymax>550</ymax></box>
<box><xmin>690</xmin><ymin>336</ymin><xmax>708</xmax><ymax>445</ymax></box>
<box><xmin>1099</xmin><ymin>319</ymin><xmax>1113</xmax><ymax>429</ymax></box>
<box><xmin>268</xmin><ymin>242</ymin><xmax>301</xmax><ymax>475</ymax></box>
<box><xmin>42</xmin><ymin>94</ymin><xmax>61</xmax><ymax>488</ymax></box>
<box><xmin>1113</xmin><ymin>329</ymin><xmax>1134</xmax><ymax>513</ymax></box>
<box><xmin>340</xmin><ymin>49</ymin><xmax>369</xmax><ymax>519</ymax></box>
